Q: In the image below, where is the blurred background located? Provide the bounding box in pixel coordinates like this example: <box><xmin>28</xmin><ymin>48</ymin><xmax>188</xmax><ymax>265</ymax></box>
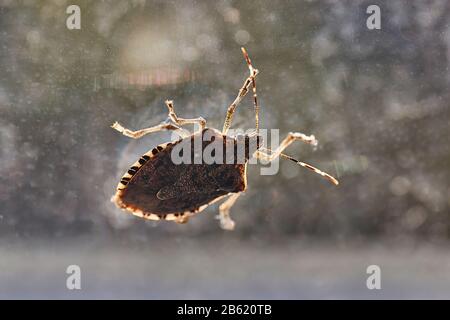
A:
<box><xmin>0</xmin><ymin>0</ymin><xmax>450</xmax><ymax>299</ymax></box>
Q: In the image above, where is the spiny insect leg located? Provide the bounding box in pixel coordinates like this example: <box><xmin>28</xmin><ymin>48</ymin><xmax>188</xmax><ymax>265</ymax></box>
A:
<box><xmin>255</xmin><ymin>130</ymin><xmax>339</xmax><ymax>186</ymax></box>
<box><xmin>256</xmin><ymin>149</ymin><xmax>338</xmax><ymax>185</ymax></box>
<box><xmin>111</xmin><ymin>121</ymin><xmax>182</xmax><ymax>139</ymax></box>
<box><xmin>217</xmin><ymin>192</ymin><xmax>241</xmax><ymax>231</ymax></box>
<box><xmin>222</xmin><ymin>48</ymin><xmax>259</xmax><ymax>135</ymax></box>
<box><xmin>258</xmin><ymin>132</ymin><xmax>318</xmax><ymax>161</ymax></box>
<box><xmin>164</xmin><ymin>100</ymin><xmax>206</xmax><ymax>133</ymax></box>
<box><xmin>241</xmin><ymin>47</ymin><xmax>260</xmax><ymax>133</ymax></box>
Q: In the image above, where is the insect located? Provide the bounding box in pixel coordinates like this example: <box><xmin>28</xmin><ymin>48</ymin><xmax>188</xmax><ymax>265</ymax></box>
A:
<box><xmin>111</xmin><ymin>48</ymin><xmax>338</xmax><ymax>230</ymax></box>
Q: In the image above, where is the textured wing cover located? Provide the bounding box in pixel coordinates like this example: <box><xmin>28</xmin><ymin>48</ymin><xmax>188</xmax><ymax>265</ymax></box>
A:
<box><xmin>116</xmin><ymin>129</ymin><xmax>246</xmax><ymax>216</ymax></box>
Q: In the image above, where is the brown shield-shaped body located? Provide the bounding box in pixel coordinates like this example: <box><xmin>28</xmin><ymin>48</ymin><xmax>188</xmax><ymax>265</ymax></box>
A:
<box><xmin>112</xmin><ymin>128</ymin><xmax>247</xmax><ymax>222</ymax></box>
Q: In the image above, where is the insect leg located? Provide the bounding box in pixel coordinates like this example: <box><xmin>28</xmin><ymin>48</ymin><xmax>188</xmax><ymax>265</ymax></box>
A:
<box><xmin>257</xmin><ymin>132</ymin><xmax>318</xmax><ymax>161</ymax></box>
<box><xmin>241</xmin><ymin>47</ymin><xmax>260</xmax><ymax>133</ymax></box>
<box><xmin>217</xmin><ymin>192</ymin><xmax>241</xmax><ymax>231</ymax></box>
<box><xmin>164</xmin><ymin>100</ymin><xmax>206</xmax><ymax>133</ymax></box>
<box><xmin>111</xmin><ymin>120</ymin><xmax>183</xmax><ymax>139</ymax></box>
<box><xmin>254</xmin><ymin>131</ymin><xmax>339</xmax><ymax>186</ymax></box>
<box><xmin>256</xmin><ymin>150</ymin><xmax>338</xmax><ymax>185</ymax></box>
<box><xmin>222</xmin><ymin>48</ymin><xmax>259</xmax><ymax>135</ymax></box>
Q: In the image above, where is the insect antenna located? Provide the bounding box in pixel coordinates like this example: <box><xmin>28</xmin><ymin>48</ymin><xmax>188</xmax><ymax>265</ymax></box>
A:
<box><xmin>241</xmin><ymin>47</ymin><xmax>259</xmax><ymax>134</ymax></box>
<box><xmin>260</xmin><ymin>147</ymin><xmax>339</xmax><ymax>186</ymax></box>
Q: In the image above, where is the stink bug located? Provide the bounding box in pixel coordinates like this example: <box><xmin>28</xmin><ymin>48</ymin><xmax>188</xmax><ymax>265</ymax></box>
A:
<box><xmin>111</xmin><ymin>48</ymin><xmax>338</xmax><ymax>230</ymax></box>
